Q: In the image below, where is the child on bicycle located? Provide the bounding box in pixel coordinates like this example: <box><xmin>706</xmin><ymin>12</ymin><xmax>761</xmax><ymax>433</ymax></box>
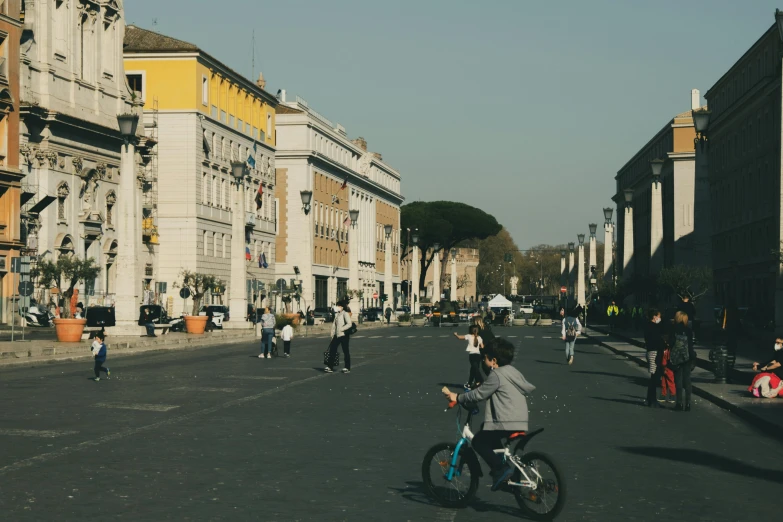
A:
<box><xmin>444</xmin><ymin>338</ymin><xmax>536</xmax><ymax>491</ymax></box>
<box><xmin>453</xmin><ymin>325</ymin><xmax>484</xmax><ymax>388</ymax></box>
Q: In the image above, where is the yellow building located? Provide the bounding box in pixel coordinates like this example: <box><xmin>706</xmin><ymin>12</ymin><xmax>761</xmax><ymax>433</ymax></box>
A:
<box><xmin>124</xmin><ymin>26</ymin><xmax>279</xmax><ymax>311</ymax></box>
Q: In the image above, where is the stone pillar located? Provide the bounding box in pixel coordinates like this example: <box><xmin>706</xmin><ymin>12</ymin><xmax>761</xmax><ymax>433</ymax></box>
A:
<box><xmin>432</xmin><ymin>249</ymin><xmax>441</xmax><ymax>305</ymax></box>
<box><xmin>384</xmin><ymin>234</ymin><xmax>393</xmax><ymax>313</ymax></box>
<box><xmin>577</xmin><ymin>242</ymin><xmax>586</xmax><ymax>307</ymax></box>
<box><xmin>108</xmin><ymin>138</ymin><xmax>144</xmax><ymax>335</ymax></box>
<box><xmin>226</xmin><ymin>181</ymin><xmax>250</xmax><ymax>330</ymax></box>
<box><xmin>650</xmin><ymin>178</ymin><xmax>664</xmax><ymax>272</ymax></box>
<box><xmin>349</xmin><ymin>219</ymin><xmax>360</xmax><ymax>314</ymax></box>
<box><xmin>411</xmin><ymin>245</ymin><xmax>420</xmax><ymax>314</ymax></box>
<box><xmin>568</xmin><ymin>248</ymin><xmax>575</xmax><ymax>294</ymax></box>
<box><xmin>589</xmin><ymin>234</ymin><xmax>597</xmax><ymax>281</ymax></box>
<box><xmin>623</xmin><ymin>199</ymin><xmax>634</xmax><ymax>279</ymax></box>
<box><xmin>450</xmin><ymin>254</ymin><xmax>457</xmax><ymax>302</ymax></box>
<box><xmin>604</xmin><ymin>223</ymin><xmax>613</xmax><ymax>283</ymax></box>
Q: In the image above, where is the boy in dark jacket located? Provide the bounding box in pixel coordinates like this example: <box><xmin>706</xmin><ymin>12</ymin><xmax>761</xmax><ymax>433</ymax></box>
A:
<box><xmin>91</xmin><ymin>332</ymin><xmax>110</xmax><ymax>381</ymax></box>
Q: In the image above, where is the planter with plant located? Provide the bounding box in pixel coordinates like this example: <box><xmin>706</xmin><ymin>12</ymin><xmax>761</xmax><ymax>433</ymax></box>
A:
<box><xmin>34</xmin><ymin>256</ymin><xmax>100</xmax><ymax>342</ymax></box>
<box><xmin>527</xmin><ymin>313</ymin><xmax>541</xmax><ymax>326</ymax></box>
<box><xmin>174</xmin><ymin>270</ymin><xmax>222</xmax><ymax>334</ymax></box>
<box><xmin>397</xmin><ymin>313</ymin><xmax>411</xmax><ymax>326</ymax></box>
<box><xmin>411</xmin><ymin>313</ymin><xmax>427</xmax><ymax>326</ymax></box>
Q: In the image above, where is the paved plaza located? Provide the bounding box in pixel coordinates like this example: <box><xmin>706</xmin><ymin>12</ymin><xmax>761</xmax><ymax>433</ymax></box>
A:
<box><xmin>0</xmin><ymin>326</ymin><xmax>780</xmax><ymax>521</ymax></box>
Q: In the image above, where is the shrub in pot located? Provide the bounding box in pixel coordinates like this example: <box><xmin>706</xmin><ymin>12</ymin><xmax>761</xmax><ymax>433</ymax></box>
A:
<box><xmin>174</xmin><ymin>270</ymin><xmax>223</xmax><ymax>334</ymax></box>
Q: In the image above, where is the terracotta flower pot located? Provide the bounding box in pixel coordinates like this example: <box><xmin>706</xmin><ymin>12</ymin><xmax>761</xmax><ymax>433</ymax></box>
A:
<box><xmin>184</xmin><ymin>315</ymin><xmax>209</xmax><ymax>334</ymax></box>
<box><xmin>283</xmin><ymin>313</ymin><xmax>301</xmax><ymax>326</ymax></box>
<box><xmin>53</xmin><ymin>318</ymin><xmax>87</xmax><ymax>343</ymax></box>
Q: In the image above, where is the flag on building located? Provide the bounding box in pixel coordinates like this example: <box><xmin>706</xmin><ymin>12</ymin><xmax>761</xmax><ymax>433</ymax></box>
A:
<box><xmin>340</xmin><ymin>177</ymin><xmax>348</xmax><ymax>190</ymax></box>
<box><xmin>255</xmin><ymin>182</ymin><xmax>263</xmax><ymax>209</ymax></box>
<box><xmin>245</xmin><ymin>246</ymin><xmax>251</xmax><ymax>260</ymax></box>
<box><xmin>260</xmin><ymin>253</ymin><xmax>268</xmax><ymax>269</ymax></box>
<box><xmin>343</xmin><ymin>215</ymin><xmax>351</xmax><ymax>227</ymax></box>
<box><xmin>246</xmin><ymin>141</ymin><xmax>257</xmax><ymax>169</ymax></box>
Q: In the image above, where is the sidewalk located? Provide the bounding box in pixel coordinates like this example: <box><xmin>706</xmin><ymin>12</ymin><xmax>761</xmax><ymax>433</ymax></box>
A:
<box><xmin>585</xmin><ymin>327</ymin><xmax>783</xmax><ymax>441</ymax></box>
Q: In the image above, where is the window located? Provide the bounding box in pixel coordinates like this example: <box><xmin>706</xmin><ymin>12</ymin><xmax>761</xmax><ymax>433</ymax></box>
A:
<box><xmin>223</xmin><ymin>179</ymin><xmax>229</xmax><ymax>209</ymax></box>
<box><xmin>202</xmin><ymin>76</ymin><xmax>209</xmax><ymax>106</ymax></box>
<box><xmin>203</xmin><ymin>231</ymin><xmax>209</xmax><ymax>256</ymax></box>
<box><xmin>212</xmin><ymin>175</ymin><xmax>217</xmax><ymax>206</ymax></box>
<box><xmin>127</xmin><ymin>73</ymin><xmax>143</xmax><ymax>98</ymax></box>
<box><xmin>214</xmin><ymin>233</ymin><xmax>219</xmax><ymax>257</ymax></box>
<box><xmin>202</xmin><ymin>173</ymin><xmax>208</xmax><ymax>204</ymax></box>
<box><xmin>267</xmin><ymin>114</ymin><xmax>272</xmax><ymax>138</ymax></box>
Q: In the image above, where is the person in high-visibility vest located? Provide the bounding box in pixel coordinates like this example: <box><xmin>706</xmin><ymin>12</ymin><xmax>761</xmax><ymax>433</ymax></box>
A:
<box><xmin>607</xmin><ymin>301</ymin><xmax>619</xmax><ymax>330</ymax></box>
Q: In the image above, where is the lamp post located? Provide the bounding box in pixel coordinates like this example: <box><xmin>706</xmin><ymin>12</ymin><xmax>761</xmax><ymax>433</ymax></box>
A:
<box><xmin>650</xmin><ymin>158</ymin><xmax>664</xmax><ymax>272</ymax></box>
<box><xmin>300</xmin><ymin>190</ymin><xmax>312</xmax><ymax>215</ymax></box>
<box><xmin>450</xmin><ymin>248</ymin><xmax>458</xmax><ymax>303</ymax></box>
<box><xmin>432</xmin><ymin>242</ymin><xmax>441</xmax><ymax>305</ymax></box>
<box><xmin>348</xmin><ymin>208</ymin><xmax>360</xmax><ymax>313</ymax></box>
<box><xmin>225</xmin><ymin>161</ymin><xmax>251</xmax><ymax>330</ymax></box>
<box><xmin>411</xmin><ymin>232</ymin><xmax>420</xmax><ymax>315</ymax></box>
<box><xmin>603</xmin><ymin>207</ymin><xmax>614</xmax><ymax>285</ymax></box>
<box><xmin>567</xmin><ymin>242</ymin><xmax>575</xmax><ymax>300</ymax></box>
<box><xmin>577</xmin><ymin>233</ymin><xmax>586</xmax><ymax>308</ymax></box>
<box><xmin>588</xmin><ymin>223</ymin><xmax>597</xmax><ymax>301</ymax></box>
<box><xmin>560</xmin><ymin>249</ymin><xmax>567</xmax><ymax>311</ymax></box>
<box><xmin>110</xmin><ymin>113</ymin><xmax>144</xmax><ymax>334</ymax></box>
<box><xmin>622</xmin><ymin>188</ymin><xmax>634</xmax><ymax>279</ymax></box>
<box><xmin>383</xmin><ymin>224</ymin><xmax>393</xmax><ymax>316</ymax></box>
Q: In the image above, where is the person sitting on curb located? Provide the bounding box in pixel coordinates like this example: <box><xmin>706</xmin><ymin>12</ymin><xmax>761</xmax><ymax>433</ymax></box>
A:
<box><xmin>749</xmin><ymin>338</ymin><xmax>783</xmax><ymax>398</ymax></box>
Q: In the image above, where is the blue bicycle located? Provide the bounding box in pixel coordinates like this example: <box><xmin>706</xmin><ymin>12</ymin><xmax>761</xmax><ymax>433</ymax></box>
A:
<box><xmin>421</xmin><ymin>388</ymin><xmax>566</xmax><ymax>520</ymax></box>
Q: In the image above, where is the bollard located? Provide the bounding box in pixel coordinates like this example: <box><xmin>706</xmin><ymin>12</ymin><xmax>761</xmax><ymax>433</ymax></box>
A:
<box><xmin>709</xmin><ymin>343</ymin><xmax>728</xmax><ymax>384</ymax></box>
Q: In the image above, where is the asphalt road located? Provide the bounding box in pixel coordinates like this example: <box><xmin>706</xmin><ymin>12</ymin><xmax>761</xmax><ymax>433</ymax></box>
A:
<box><xmin>0</xmin><ymin>325</ymin><xmax>779</xmax><ymax>521</ymax></box>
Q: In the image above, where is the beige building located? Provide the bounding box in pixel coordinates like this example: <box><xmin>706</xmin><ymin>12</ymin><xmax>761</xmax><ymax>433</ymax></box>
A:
<box><xmin>703</xmin><ymin>15</ymin><xmax>782</xmax><ymax>325</ymax></box>
<box><xmin>419</xmin><ymin>247</ymin><xmax>479</xmax><ymax>305</ymax></box>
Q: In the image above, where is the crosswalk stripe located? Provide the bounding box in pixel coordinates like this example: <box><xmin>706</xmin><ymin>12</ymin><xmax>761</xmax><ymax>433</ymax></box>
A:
<box><xmin>423</xmin><ymin>336</ymin><xmax>432</xmax><ymax>338</ymax></box>
<box><xmin>369</xmin><ymin>335</ymin><xmax>382</xmax><ymax>339</ymax></box>
<box><xmin>439</xmin><ymin>335</ymin><xmax>449</xmax><ymax>338</ymax></box>
<box><xmin>94</xmin><ymin>403</ymin><xmax>180</xmax><ymax>412</ymax></box>
<box><xmin>0</xmin><ymin>429</ymin><xmax>79</xmax><ymax>438</ymax></box>
<box><xmin>352</xmin><ymin>335</ymin><xmax>366</xmax><ymax>338</ymax></box>
<box><xmin>507</xmin><ymin>336</ymin><xmax>517</xmax><ymax>338</ymax></box>
<box><xmin>169</xmin><ymin>387</ymin><xmax>238</xmax><ymax>393</ymax></box>
<box><xmin>221</xmin><ymin>376</ymin><xmax>288</xmax><ymax>381</ymax></box>
<box><xmin>407</xmin><ymin>336</ymin><xmax>416</xmax><ymax>338</ymax></box>
<box><xmin>525</xmin><ymin>336</ymin><xmax>535</xmax><ymax>339</ymax></box>
<box><xmin>389</xmin><ymin>336</ymin><xmax>399</xmax><ymax>338</ymax></box>
<box><xmin>543</xmin><ymin>336</ymin><xmax>553</xmax><ymax>339</ymax></box>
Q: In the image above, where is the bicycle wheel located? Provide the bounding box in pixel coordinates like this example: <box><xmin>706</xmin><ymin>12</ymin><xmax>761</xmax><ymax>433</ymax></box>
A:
<box><xmin>421</xmin><ymin>442</ymin><xmax>479</xmax><ymax>508</ymax></box>
<box><xmin>511</xmin><ymin>450</ymin><xmax>566</xmax><ymax>521</ymax></box>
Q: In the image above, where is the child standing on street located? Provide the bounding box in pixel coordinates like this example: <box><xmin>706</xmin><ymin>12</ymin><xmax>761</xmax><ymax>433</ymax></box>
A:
<box><xmin>660</xmin><ymin>336</ymin><xmax>676</xmax><ymax>404</ymax></box>
<box><xmin>453</xmin><ymin>325</ymin><xmax>484</xmax><ymax>388</ymax></box>
<box><xmin>281</xmin><ymin>320</ymin><xmax>294</xmax><ymax>358</ymax></box>
<box><xmin>91</xmin><ymin>332</ymin><xmax>110</xmax><ymax>381</ymax></box>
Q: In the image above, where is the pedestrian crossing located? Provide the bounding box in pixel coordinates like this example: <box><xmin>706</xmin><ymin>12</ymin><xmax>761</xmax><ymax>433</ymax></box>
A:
<box><xmin>94</xmin><ymin>403</ymin><xmax>180</xmax><ymax>412</ymax></box>
<box><xmin>0</xmin><ymin>429</ymin><xmax>79</xmax><ymax>438</ymax></box>
<box><xmin>169</xmin><ymin>386</ymin><xmax>239</xmax><ymax>393</ymax></box>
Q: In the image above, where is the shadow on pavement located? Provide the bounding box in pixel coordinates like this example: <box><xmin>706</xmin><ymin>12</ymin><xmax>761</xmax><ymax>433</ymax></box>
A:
<box><xmin>619</xmin><ymin>446</ymin><xmax>783</xmax><ymax>484</ymax></box>
<box><xmin>534</xmin><ymin>360</ymin><xmax>563</xmax><ymax>366</ymax></box>
<box><xmin>390</xmin><ymin>481</ymin><xmax>533</xmax><ymax>520</ymax></box>
<box><xmin>437</xmin><ymin>382</ymin><xmax>467</xmax><ymax>388</ymax></box>
<box><xmin>572</xmin><ymin>370</ymin><xmax>648</xmax><ymax>387</ymax></box>
<box><xmin>590</xmin><ymin>396</ymin><xmax>645</xmax><ymax>407</ymax></box>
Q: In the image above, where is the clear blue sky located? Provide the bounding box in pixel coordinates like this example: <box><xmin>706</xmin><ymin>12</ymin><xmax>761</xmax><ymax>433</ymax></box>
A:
<box><xmin>127</xmin><ymin>0</ymin><xmax>780</xmax><ymax>248</ymax></box>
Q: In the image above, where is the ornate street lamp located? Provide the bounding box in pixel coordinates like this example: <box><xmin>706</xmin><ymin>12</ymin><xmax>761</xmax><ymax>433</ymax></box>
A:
<box><xmin>589</xmin><ymin>223</ymin><xmax>597</xmax><ymax>237</ymax></box>
<box><xmin>650</xmin><ymin>158</ymin><xmax>664</xmax><ymax>186</ymax></box>
<box><xmin>433</xmin><ymin>242</ymin><xmax>440</xmax><ymax>252</ymax></box>
<box><xmin>349</xmin><ymin>209</ymin><xmax>359</xmax><ymax>228</ymax></box>
<box><xmin>384</xmin><ymin>224</ymin><xmax>393</xmax><ymax>239</ymax></box>
<box><xmin>603</xmin><ymin>207</ymin><xmax>613</xmax><ymax>224</ymax></box>
<box><xmin>117</xmin><ymin>113</ymin><xmax>139</xmax><ymax>145</ymax></box>
<box><xmin>623</xmin><ymin>189</ymin><xmax>634</xmax><ymax>207</ymax></box>
<box><xmin>451</xmin><ymin>248</ymin><xmax>457</xmax><ymax>259</ymax></box>
<box><xmin>568</xmin><ymin>242</ymin><xmax>574</xmax><ymax>252</ymax></box>
<box><xmin>577</xmin><ymin>233</ymin><xmax>585</xmax><ymax>246</ymax></box>
<box><xmin>692</xmin><ymin>107</ymin><xmax>711</xmax><ymax>150</ymax></box>
<box><xmin>230</xmin><ymin>161</ymin><xmax>246</xmax><ymax>188</ymax></box>
<box><xmin>300</xmin><ymin>190</ymin><xmax>312</xmax><ymax>215</ymax></box>
<box><xmin>412</xmin><ymin>232</ymin><xmax>419</xmax><ymax>245</ymax></box>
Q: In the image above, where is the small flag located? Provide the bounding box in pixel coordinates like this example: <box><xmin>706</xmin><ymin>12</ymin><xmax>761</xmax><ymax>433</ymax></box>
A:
<box><xmin>343</xmin><ymin>215</ymin><xmax>351</xmax><ymax>227</ymax></box>
<box><xmin>340</xmin><ymin>177</ymin><xmax>348</xmax><ymax>190</ymax></box>
<box><xmin>260</xmin><ymin>253</ymin><xmax>268</xmax><ymax>269</ymax></box>
<box><xmin>246</xmin><ymin>141</ymin><xmax>257</xmax><ymax>169</ymax></box>
<box><xmin>245</xmin><ymin>247</ymin><xmax>251</xmax><ymax>260</ymax></box>
<box><xmin>255</xmin><ymin>182</ymin><xmax>263</xmax><ymax>209</ymax></box>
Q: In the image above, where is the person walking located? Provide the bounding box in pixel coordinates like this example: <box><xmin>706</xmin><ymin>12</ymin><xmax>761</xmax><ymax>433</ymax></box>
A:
<box><xmin>643</xmin><ymin>309</ymin><xmax>665</xmax><ymax>407</ymax></box>
<box><xmin>561</xmin><ymin>309</ymin><xmax>582</xmax><ymax>365</ymax></box>
<box><xmin>670</xmin><ymin>311</ymin><xmax>696</xmax><ymax>411</ymax></box>
<box><xmin>324</xmin><ymin>299</ymin><xmax>353</xmax><ymax>373</ymax></box>
<box><xmin>281</xmin><ymin>320</ymin><xmax>294</xmax><ymax>358</ymax></box>
<box><xmin>91</xmin><ymin>332</ymin><xmax>110</xmax><ymax>381</ymax></box>
<box><xmin>607</xmin><ymin>301</ymin><xmax>618</xmax><ymax>330</ymax></box>
<box><xmin>385</xmin><ymin>307</ymin><xmax>392</xmax><ymax>325</ymax></box>
<box><xmin>453</xmin><ymin>325</ymin><xmax>484</xmax><ymax>388</ymax></box>
<box><xmin>258</xmin><ymin>307</ymin><xmax>276</xmax><ymax>359</ymax></box>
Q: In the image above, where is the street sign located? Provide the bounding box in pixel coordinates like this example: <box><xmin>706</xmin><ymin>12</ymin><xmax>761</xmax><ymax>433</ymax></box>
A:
<box><xmin>560</xmin><ymin>286</ymin><xmax>567</xmax><ymax>294</ymax></box>
<box><xmin>179</xmin><ymin>288</ymin><xmax>191</xmax><ymax>299</ymax></box>
<box><xmin>10</xmin><ymin>257</ymin><xmax>21</xmax><ymax>273</ymax></box>
<box><xmin>18</xmin><ymin>281</ymin><xmax>33</xmax><ymax>297</ymax></box>
<box><xmin>373</xmin><ymin>292</ymin><xmax>378</xmax><ymax>299</ymax></box>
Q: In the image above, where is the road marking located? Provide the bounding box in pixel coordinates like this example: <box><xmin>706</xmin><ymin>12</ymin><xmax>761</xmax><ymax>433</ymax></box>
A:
<box><xmin>94</xmin><ymin>403</ymin><xmax>180</xmax><ymax>412</ymax></box>
<box><xmin>525</xmin><ymin>336</ymin><xmax>535</xmax><ymax>339</ymax></box>
<box><xmin>389</xmin><ymin>336</ymin><xmax>399</xmax><ymax>338</ymax></box>
<box><xmin>507</xmin><ymin>336</ymin><xmax>517</xmax><ymax>338</ymax></box>
<box><xmin>0</xmin><ymin>353</ymin><xmax>397</xmax><ymax>477</ymax></box>
<box><xmin>352</xmin><ymin>335</ymin><xmax>366</xmax><ymax>338</ymax></box>
<box><xmin>369</xmin><ymin>335</ymin><xmax>382</xmax><ymax>339</ymax></box>
<box><xmin>423</xmin><ymin>336</ymin><xmax>432</xmax><ymax>338</ymax></box>
<box><xmin>407</xmin><ymin>336</ymin><xmax>416</xmax><ymax>338</ymax></box>
<box><xmin>169</xmin><ymin>387</ymin><xmax>238</xmax><ymax>393</ymax></box>
<box><xmin>543</xmin><ymin>336</ymin><xmax>553</xmax><ymax>339</ymax></box>
<box><xmin>221</xmin><ymin>376</ymin><xmax>288</xmax><ymax>381</ymax></box>
<box><xmin>439</xmin><ymin>335</ymin><xmax>449</xmax><ymax>338</ymax></box>
<box><xmin>435</xmin><ymin>508</ymin><xmax>457</xmax><ymax>521</ymax></box>
<box><xmin>0</xmin><ymin>429</ymin><xmax>79</xmax><ymax>438</ymax></box>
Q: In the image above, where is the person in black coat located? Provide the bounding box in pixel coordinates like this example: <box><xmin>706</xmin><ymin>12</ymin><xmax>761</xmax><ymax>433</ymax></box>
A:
<box><xmin>671</xmin><ymin>311</ymin><xmax>696</xmax><ymax>411</ymax></box>
<box><xmin>643</xmin><ymin>309</ymin><xmax>665</xmax><ymax>407</ymax></box>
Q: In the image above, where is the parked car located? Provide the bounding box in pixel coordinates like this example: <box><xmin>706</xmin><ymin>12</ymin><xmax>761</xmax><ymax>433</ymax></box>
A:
<box><xmin>362</xmin><ymin>307</ymin><xmax>382</xmax><ymax>322</ymax></box>
<box><xmin>517</xmin><ymin>305</ymin><xmax>534</xmax><ymax>315</ymax></box>
<box><xmin>458</xmin><ymin>308</ymin><xmax>479</xmax><ymax>322</ymax></box>
<box><xmin>198</xmin><ymin>306</ymin><xmax>225</xmax><ymax>329</ymax></box>
<box><xmin>312</xmin><ymin>307</ymin><xmax>335</xmax><ymax>323</ymax></box>
<box><xmin>202</xmin><ymin>305</ymin><xmax>229</xmax><ymax>322</ymax></box>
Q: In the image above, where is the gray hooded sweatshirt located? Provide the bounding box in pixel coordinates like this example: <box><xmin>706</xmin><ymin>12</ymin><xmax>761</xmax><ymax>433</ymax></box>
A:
<box><xmin>457</xmin><ymin>365</ymin><xmax>535</xmax><ymax>431</ymax></box>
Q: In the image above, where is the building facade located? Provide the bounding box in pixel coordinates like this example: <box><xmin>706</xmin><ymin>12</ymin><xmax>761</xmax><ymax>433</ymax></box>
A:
<box><xmin>420</xmin><ymin>247</ymin><xmax>479</xmax><ymax>305</ymax></box>
<box><xmin>0</xmin><ymin>1</ymin><xmax>22</xmax><ymax>323</ymax></box>
<box><xmin>615</xmin><ymin>93</ymin><xmax>699</xmax><ymax>282</ymax></box>
<box><xmin>123</xmin><ymin>26</ymin><xmax>279</xmax><ymax>316</ymax></box>
<box><xmin>704</xmin><ymin>20</ymin><xmax>783</xmax><ymax>326</ymax></box>
<box><xmin>275</xmin><ymin>93</ymin><xmax>402</xmax><ymax>313</ymax></box>
<box><xmin>19</xmin><ymin>0</ymin><xmax>141</xmax><ymax>314</ymax></box>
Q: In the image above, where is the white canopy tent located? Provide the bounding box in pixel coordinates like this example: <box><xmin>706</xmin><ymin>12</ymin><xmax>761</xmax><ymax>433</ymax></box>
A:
<box><xmin>487</xmin><ymin>295</ymin><xmax>513</xmax><ymax>310</ymax></box>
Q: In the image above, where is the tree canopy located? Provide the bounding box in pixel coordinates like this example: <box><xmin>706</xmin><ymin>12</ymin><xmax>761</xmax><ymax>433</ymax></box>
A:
<box><xmin>401</xmin><ymin>201</ymin><xmax>501</xmax><ymax>288</ymax></box>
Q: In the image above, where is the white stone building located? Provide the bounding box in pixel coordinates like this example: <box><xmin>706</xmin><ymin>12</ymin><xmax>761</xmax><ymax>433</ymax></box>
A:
<box><xmin>19</xmin><ymin>0</ymin><xmax>145</xmax><ymax>308</ymax></box>
<box><xmin>275</xmin><ymin>93</ymin><xmax>403</xmax><ymax>313</ymax></box>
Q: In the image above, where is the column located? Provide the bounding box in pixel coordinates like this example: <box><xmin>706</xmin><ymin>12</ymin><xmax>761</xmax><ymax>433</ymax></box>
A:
<box><xmin>589</xmin><ymin>233</ymin><xmax>597</xmax><ymax>282</ymax></box>
<box><xmin>568</xmin><ymin>245</ymin><xmax>575</xmax><ymax>295</ymax></box>
<box><xmin>349</xmin><ymin>199</ymin><xmax>360</xmax><ymax>313</ymax></box>
<box><xmin>432</xmin><ymin>249</ymin><xmax>441</xmax><ymax>304</ymax></box>
<box><xmin>603</xmin><ymin>223</ymin><xmax>613</xmax><ymax>283</ymax></box>
<box><xmin>623</xmin><ymin>191</ymin><xmax>634</xmax><ymax>279</ymax></box>
<box><xmin>108</xmin><ymin>136</ymin><xmax>144</xmax><ymax>334</ymax></box>
<box><xmin>577</xmin><ymin>241</ymin><xmax>586</xmax><ymax>307</ymax></box>
<box><xmin>650</xmin><ymin>177</ymin><xmax>664</xmax><ymax>272</ymax></box>
<box><xmin>450</xmin><ymin>253</ymin><xmax>457</xmax><ymax>303</ymax></box>
<box><xmin>226</xmin><ymin>181</ymin><xmax>249</xmax><ymax>329</ymax></box>
<box><xmin>384</xmin><ymin>233</ymin><xmax>393</xmax><ymax>314</ymax></box>
<box><xmin>411</xmin><ymin>245</ymin><xmax>420</xmax><ymax>314</ymax></box>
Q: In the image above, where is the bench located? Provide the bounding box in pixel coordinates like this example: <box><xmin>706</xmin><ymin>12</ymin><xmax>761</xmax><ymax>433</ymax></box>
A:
<box><xmin>143</xmin><ymin>324</ymin><xmax>172</xmax><ymax>336</ymax></box>
<box><xmin>81</xmin><ymin>326</ymin><xmax>104</xmax><ymax>340</ymax></box>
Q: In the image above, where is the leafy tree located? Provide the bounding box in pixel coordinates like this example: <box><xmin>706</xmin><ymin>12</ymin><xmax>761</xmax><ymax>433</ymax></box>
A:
<box><xmin>401</xmin><ymin>201</ymin><xmax>501</xmax><ymax>288</ymax></box>
<box><xmin>657</xmin><ymin>265</ymin><xmax>712</xmax><ymax>302</ymax></box>
<box><xmin>33</xmin><ymin>256</ymin><xmax>100</xmax><ymax>318</ymax></box>
<box><xmin>174</xmin><ymin>270</ymin><xmax>223</xmax><ymax>315</ymax></box>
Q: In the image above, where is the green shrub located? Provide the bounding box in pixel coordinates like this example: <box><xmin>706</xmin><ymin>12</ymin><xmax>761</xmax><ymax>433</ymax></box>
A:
<box><xmin>275</xmin><ymin>314</ymin><xmax>298</xmax><ymax>330</ymax></box>
<box><xmin>398</xmin><ymin>313</ymin><xmax>411</xmax><ymax>322</ymax></box>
